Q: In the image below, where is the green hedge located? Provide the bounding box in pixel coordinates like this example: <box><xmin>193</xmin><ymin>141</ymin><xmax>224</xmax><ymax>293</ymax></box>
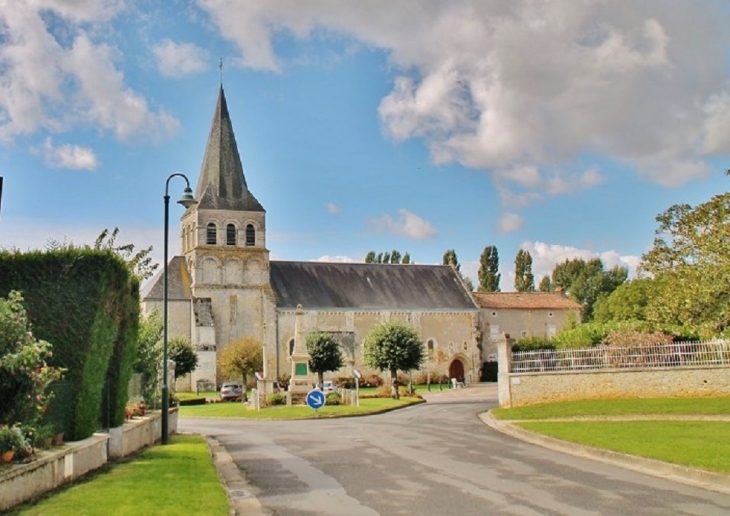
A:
<box><xmin>0</xmin><ymin>249</ymin><xmax>139</xmax><ymax>440</ymax></box>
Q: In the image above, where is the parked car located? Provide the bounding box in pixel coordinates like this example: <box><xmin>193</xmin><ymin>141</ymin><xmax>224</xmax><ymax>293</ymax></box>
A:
<box><xmin>220</xmin><ymin>382</ymin><xmax>243</xmax><ymax>401</ymax></box>
<box><xmin>322</xmin><ymin>380</ymin><xmax>335</xmax><ymax>393</ymax></box>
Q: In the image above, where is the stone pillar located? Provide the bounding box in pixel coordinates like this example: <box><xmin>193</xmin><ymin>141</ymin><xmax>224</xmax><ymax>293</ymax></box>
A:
<box><xmin>497</xmin><ymin>334</ymin><xmax>513</xmax><ymax>408</ymax></box>
<box><xmin>289</xmin><ymin>304</ymin><xmax>311</xmax><ymax>396</ymax></box>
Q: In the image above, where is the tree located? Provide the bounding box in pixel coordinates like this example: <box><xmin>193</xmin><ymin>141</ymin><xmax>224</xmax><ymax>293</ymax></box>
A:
<box><xmin>402</xmin><ymin>253</ymin><xmax>411</xmax><ymax>264</ymax></box>
<box><xmin>390</xmin><ymin>250</ymin><xmax>401</xmax><ymax>264</ymax></box>
<box><xmin>592</xmin><ymin>278</ymin><xmax>656</xmax><ymax>324</ymax></box>
<box><xmin>549</xmin><ymin>258</ymin><xmax>628</xmax><ymax>321</ymax></box>
<box><xmin>443</xmin><ymin>249</ymin><xmax>474</xmax><ymax>291</ymax></box>
<box><xmin>94</xmin><ymin>227</ymin><xmax>158</xmax><ymax>280</ymax></box>
<box><xmin>366</xmin><ymin>250</ymin><xmax>412</xmax><ymax>264</ymax></box>
<box><xmin>306</xmin><ymin>332</ymin><xmax>344</xmax><ymax>387</ymax></box>
<box><xmin>477</xmin><ymin>245</ymin><xmax>500</xmax><ymax>292</ymax></box>
<box><xmin>514</xmin><ymin>249</ymin><xmax>535</xmax><ymax>292</ymax></box>
<box><xmin>168</xmin><ymin>336</ymin><xmax>198</xmax><ymax>379</ymax></box>
<box><xmin>538</xmin><ymin>276</ymin><xmax>552</xmax><ymax>292</ymax></box>
<box><xmin>365</xmin><ymin>251</ymin><xmax>376</xmax><ymax>263</ymax></box>
<box><xmin>639</xmin><ymin>192</ymin><xmax>730</xmax><ymax>334</ymax></box>
<box><xmin>135</xmin><ymin>311</ymin><xmax>163</xmax><ymax>407</ymax></box>
<box><xmin>218</xmin><ymin>337</ymin><xmax>263</xmax><ymax>402</ymax></box>
<box><xmin>363</xmin><ymin>320</ymin><xmax>424</xmax><ymax>400</ymax></box>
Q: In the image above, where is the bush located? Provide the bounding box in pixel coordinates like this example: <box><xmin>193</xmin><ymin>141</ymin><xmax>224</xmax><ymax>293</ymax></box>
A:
<box><xmin>267</xmin><ymin>393</ymin><xmax>286</xmax><ymax>406</ymax></box>
<box><xmin>0</xmin><ymin>425</ymin><xmax>30</xmax><ymax>455</ymax></box>
<box><xmin>363</xmin><ymin>374</ymin><xmax>383</xmax><ymax>388</ymax></box>
<box><xmin>325</xmin><ymin>392</ymin><xmax>341</xmax><ymax>405</ymax></box>
<box><xmin>178</xmin><ymin>397</ymin><xmax>206</xmax><ymax>406</ymax></box>
<box><xmin>512</xmin><ymin>336</ymin><xmax>555</xmax><ymax>352</ymax></box>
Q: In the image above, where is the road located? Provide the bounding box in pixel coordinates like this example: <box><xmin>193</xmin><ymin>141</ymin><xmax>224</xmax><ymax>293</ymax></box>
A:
<box><xmin>180</xmin><ymin>384</ymin><xmax>730</xmax><ymax>515</ymax></box>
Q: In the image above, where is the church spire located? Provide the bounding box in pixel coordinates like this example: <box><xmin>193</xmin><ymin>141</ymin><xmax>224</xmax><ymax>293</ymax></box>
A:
<box><xmin>193</xmin><ymin>86</ymin><xmax>264</xmax><ymax>212</ymax></box>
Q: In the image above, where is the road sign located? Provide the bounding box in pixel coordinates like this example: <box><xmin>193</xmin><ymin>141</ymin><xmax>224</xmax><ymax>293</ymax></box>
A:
<box><xmin>305</xmin><ymin>389</ymin><xmax>326</xmax><ymax>410</ymax></box>
<box><xmin>353</xmin><ymin>369</ymin><xmax>362</xmax><ymax>379</ymax></box>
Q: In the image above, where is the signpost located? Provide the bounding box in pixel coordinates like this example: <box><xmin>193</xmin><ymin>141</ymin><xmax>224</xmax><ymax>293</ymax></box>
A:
<box><xmin>305</xmin><ymin>389</ymin><xmax>326</xmax><ymax>412</ymax></box>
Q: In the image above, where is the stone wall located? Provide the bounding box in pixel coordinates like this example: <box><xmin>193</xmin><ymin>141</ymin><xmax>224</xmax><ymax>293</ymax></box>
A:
<box><xmin>497</xmin><ymin>337</ymin><xmax>730</xmax><ymax>407</ymax></box>
<box><xmin>507</xmin><ymin>366</ymin><xmax>730</xmax><ymax>407</ymax></box>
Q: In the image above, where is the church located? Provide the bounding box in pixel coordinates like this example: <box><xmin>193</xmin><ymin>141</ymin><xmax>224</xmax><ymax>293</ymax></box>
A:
<box><xmin>141</xmin><ymin>87</ymin><xmax>481</xmax><ymax>390</ymax></box>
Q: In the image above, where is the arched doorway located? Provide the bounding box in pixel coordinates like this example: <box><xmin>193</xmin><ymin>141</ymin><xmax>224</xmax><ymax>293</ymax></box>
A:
<box><xmin>448</xmin><ymin>359</ymin><xmax>464</xmax><ymax>381</ymax></box>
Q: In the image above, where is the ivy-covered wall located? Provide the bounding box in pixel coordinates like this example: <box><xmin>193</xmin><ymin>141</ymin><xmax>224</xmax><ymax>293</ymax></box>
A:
<box><xmin>0</xmin><ymin>249</ymin><xmax>139</xmax><ymax>440</ymax></box>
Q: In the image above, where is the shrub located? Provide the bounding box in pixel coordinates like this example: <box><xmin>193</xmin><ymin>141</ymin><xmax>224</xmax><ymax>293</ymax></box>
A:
<box><xmin>0</xmin><ymin>425</ymin><xmax>30</xmax><ymax>455</ymax></box>
<box><xmin>267</xmin><ymin>393</ymin><xmax>286</xmax><ymax>406</ymax></box>
<box><xmin>512</xmin><ymin>336</ymin><xmax>555</xmax><ymax>352</ymax></box>
<box><xmin>325</xmin><ymin>392</ymin><xmax>341</xmax><ymax>406</ymax></box>
<box><xmin>363</xmin><ymin>374</ymin><xmax>383</xmax><ymax>388</ymax></box>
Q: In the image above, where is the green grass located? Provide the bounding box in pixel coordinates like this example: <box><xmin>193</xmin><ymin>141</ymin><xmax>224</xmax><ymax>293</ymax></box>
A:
<box><xmin>491</xmin><ymin>397</ymin><xmax>730</xmax><ymax>420</ymax></box>
<box><xmin>516</xmin><ymin>420</ymin><xmax>730</xmax><ymax>473</ymax></box>
<box><xmin>12</xmin><ymin>435</ymin><xmax>229</xmax><ymax>516</ymax></box>
<box><xmin>176</xmin><ymin>390</ymin><xmax>217</xmax><ymax>401</ymax></box>
<box><xmin>180</xmin><ymin>396</ymin><xmax>422</xmax><ymax>419</ymax></box>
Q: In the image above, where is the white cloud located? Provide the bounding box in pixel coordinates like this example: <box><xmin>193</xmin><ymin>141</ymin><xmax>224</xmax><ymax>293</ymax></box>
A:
<box><xmin>34</xmin><ymin>138</ymin><xmax>98</xmax><ymax>170</ymax></box>
<box><xmin>153</xmin><ymin>39</ymin><xmax>208</xmax><ymax>78</ymax></box>
<box><xmin>326</xmin><ymin>202</ymin><xmax>342</xmax><ymax>215</ymax></box>
<box><xmin>497</xmin><ymin>213</ymin><xmax>523</xmax><ymax>234</ymax></box>
<box><xmin>369</xmin><ymin>208</ymin><xmax>437</xmax><ymax>240</ymax></box>
<box><xmin>197</xmin><ymin>1</ymin><xmax>730</xmax><ymax>192</ymax></box>
<box><xmin>0</xmin><ymin>2</ymin><xmax>179</xmax><ymax>143</ymax></box>
<box><xmin>522</xmin><ymin>241</ymin><xmax>640</xmax><ymax>281</ymax></box>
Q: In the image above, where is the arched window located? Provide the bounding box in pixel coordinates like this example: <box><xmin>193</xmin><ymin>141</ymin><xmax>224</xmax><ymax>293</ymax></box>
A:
<box><xmin>206</xmin><ymin>223</ymin><xmax>217</xmax><ymax>245</ymax></box>
<box><xmin>427</xmin><ymin>339</ymin><xmax>434</xmax><ymax>353</ymax></box>
<box><xmin>289</xmin><ymin>339</ymin><xmax>295</xmax><ymax>356</ymax></box>
<box><xmin>226</xmin><ymin>224</ymin><xmax>236</xmax><ymax>246</ymax></box>
<box><xmin>245</xmin><ymin>224</ymin><xmax>255</xmax><ymax>246</ymax></box>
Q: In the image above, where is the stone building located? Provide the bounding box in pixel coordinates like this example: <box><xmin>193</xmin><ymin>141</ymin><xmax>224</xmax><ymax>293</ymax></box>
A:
<box><xmin>141</xmin><ymin>87</ymin><xmax>480</xmax><ymax>390</ymax></box>
<box><xmin>472</xmin><ymin>291</ymin><xmax>582</xmax><ymax>379</ymax></box>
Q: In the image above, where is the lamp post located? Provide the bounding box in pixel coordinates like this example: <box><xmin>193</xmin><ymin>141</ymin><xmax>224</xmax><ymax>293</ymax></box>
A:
<box><xmin>162</xmin><ymin>173</ymin><xmax>197</xmax><ymax>444</ymax></box>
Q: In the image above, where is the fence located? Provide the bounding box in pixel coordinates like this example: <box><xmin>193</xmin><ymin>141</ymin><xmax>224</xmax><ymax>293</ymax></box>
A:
<box><xmin>511</xmin><ymin>340</ymin><xmax>730</xmax><ymax>373</ymax></box>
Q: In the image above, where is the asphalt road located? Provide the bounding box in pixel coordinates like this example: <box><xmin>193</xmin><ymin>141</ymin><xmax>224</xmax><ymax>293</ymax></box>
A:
<box><xmin>180</xmin><ymin>385</ymin><xmax>730</xmax><ymax>516</ymax></box>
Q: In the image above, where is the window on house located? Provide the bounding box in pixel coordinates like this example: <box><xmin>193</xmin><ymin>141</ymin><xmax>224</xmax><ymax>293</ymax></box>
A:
<box><xmin>548</xmin><ymin>312</ymin><xmax>554</xmax><ymax>317</ymax></box>
<box><xmin>489</xmin><ymin>325</ymin><xmax>500</xmax><ymax>338</ymax></box>
<box><xmin>491</xmin><ymin>311</ymin><xmax>498</xmax><ymax>317</ymax></box>
<box><xmin>206</xmin><ymin>223</ymin><xmax>216</xmax><ymax>245</ymax></box>
<box><xmin>288</xmin><ymin>339</ymin><xmax>295</xmax><ymax>356</ymax></box>
<box><xmin>245</xmin><ymin>224</ymin><xmax>255</xmax><ymax>246</ymax></box>
<box><xmin>226</xmin><ymin>224</ymin><xmax>236</xmax><ymax>246</ymax></box>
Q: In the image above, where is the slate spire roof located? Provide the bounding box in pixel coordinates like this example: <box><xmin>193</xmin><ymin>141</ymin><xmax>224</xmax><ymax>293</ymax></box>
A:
<box><xmin>193</xmin><ymin>86</ymin><xmax>264</xmax><ymax>212</ymax></box>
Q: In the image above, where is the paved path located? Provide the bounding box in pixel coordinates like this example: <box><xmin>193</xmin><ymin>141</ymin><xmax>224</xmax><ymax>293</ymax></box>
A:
<box><xmin>181</xmin><ymin>384</ymin><xmax>730</xmax><ymax>515</ymax></box>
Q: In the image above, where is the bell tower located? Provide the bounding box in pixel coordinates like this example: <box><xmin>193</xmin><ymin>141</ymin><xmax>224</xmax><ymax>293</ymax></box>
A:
<box><xmin>180</xmin><ymin>86</ymin><xmax>275</xmax><ymax>356</ymax></box>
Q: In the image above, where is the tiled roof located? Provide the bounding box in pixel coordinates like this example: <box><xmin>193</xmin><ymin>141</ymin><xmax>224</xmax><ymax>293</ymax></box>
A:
<box><xmin>270</xmin><ymin>261</ymin><xmax>478</xmax><ymax>310</ymax></box>
<box><xmin>471</xmin><ymin>292</ymin><xmax>582</xmax><ymax>310</ymax></box>
<box><xmin>191</xmin><ymin>86</ymin><xmax>264</xmax><ymax>213</ymax></box>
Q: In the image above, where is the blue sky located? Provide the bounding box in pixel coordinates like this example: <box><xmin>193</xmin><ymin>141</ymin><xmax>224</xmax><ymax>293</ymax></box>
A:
<box><xmin>1</xmin><ymin>1</ymin><xmax>730</xmax><ymax>290</ymax></box>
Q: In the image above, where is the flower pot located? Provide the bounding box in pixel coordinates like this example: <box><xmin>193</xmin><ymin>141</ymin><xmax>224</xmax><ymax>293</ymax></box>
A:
<box><xmin>1</xmin><ymin>450</ymin><xmax>15</xmax><ymax>463</ymax></box>
<box><xmin>52</xmin><ymin>433</ymin><xmax>64</xmax><ymax>446</ymax></box>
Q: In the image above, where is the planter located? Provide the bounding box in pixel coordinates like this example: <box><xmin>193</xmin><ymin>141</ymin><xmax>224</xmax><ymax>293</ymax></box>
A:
<box><xmin>52</xmin><ymin>433</ymin><xmax>64</xmax><ymax>446</ymax></box>
<box><xmin>1</xmin><ymin>451</ymin><xmax>14</xmax><ymax>464</ymax></box>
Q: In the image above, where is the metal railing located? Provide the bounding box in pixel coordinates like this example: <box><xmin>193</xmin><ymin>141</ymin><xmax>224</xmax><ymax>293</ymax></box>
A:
<box><xmin>511</xmin><ymin>340</ymin><xmax>730</xmax><ymax>373</ymax></box>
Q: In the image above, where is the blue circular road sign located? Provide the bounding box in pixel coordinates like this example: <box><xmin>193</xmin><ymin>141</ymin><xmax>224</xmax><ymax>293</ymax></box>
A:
<box><xmin>305</xmin><ymin>389</ymin><xmax>326</xmax><ymax>410</ymax></box>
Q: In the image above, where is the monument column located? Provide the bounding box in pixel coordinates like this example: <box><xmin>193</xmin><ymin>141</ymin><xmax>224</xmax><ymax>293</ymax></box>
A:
<box><xmin>289</xmin><ymin>304</ymin><xmax>311</xmax><ymax>398</ymax></box>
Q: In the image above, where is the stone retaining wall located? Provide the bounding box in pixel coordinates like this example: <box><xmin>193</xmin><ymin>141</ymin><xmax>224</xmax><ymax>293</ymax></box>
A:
<box><xmin>0</xmin><ymin>408</ymin><xmax>178</xmax><ymax>511</ymax></box>
<box><xmin>496</xmin><ymin>337</ymin><xmax>730</xmax><ymax>407</ymax></box>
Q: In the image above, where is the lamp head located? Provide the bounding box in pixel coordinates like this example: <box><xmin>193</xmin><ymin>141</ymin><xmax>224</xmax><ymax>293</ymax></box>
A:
<box><xmin>177</xmin><ymin>186</ymin><xmax>197</xmax><ymax>209</ymax></box>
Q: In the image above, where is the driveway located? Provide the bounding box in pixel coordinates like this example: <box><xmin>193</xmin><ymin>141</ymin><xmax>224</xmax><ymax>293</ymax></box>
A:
<box><xmin>181</xmin><ymin>384</ymin><xmax>730</xmax><ymax>515</ymax></box>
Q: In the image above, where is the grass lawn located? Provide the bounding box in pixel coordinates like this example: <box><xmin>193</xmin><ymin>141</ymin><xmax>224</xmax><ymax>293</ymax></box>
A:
<box><xmin>11</xmin><ymin>435</ymin><xmax>229</xmax><ymax>516</ymax></box>
<box><xmin>180</xmin><ymin>396</ymin><xmax>423</xmax><ymax>419</ymax></box>
<box><xmin>491</xmin><ymin>397</ymin><xmax>730</xmax><ymax>420</ymax></box>
<box><xmin>517</xmin><ymin>420</ymin><xmax>730</xmax><ymax>474</ymax></box>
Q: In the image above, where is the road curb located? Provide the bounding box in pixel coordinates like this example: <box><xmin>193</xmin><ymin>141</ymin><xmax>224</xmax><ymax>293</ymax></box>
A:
<box><xmin>479</xmin><ymin>411</ymin><xmax>730</xmax><ymax>495</ymax></box>
<box><xmin>206</xmin><ymin>436</ymin><xmax>269</xmax><ymax>516</ymax></box>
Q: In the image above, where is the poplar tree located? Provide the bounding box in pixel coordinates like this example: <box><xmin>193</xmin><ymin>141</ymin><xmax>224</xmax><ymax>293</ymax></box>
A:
<box><xmin>478</xmin><ymin>245</ymin><xmax>500</xmax><ymax>292</ymax></box>
<box><xmin>514</xmin><ymin>249</ymin><xmax>535</xmax><ymax>292</ymax></box>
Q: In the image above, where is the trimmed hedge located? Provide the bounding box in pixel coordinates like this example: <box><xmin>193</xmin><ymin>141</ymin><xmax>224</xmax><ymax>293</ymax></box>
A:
<box><xmin>0</xmin><ymin>249</ymin><xmax>139</xmax><ymax>440</ymax></box>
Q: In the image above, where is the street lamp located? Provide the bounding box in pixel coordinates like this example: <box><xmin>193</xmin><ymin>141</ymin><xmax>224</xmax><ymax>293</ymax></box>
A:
<box><xmin>162</xmin><ymin>173</ymin><xmax>197</xmax><ymax>444</ymax></box>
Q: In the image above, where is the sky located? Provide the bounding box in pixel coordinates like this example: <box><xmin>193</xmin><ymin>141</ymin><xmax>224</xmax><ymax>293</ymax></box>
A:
<box><xmin>1</xmin><ymin>1</ymin><xmax>730</xmax><ymax>290</ymax></box>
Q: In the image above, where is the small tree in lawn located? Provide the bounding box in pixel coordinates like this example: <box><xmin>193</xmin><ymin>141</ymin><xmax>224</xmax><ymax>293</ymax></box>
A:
<box><xmin>363</xmin><ymin>320</ymin><xmax>424</xmax><ymax>400</ymax></box>
<box><xmin>306</xmin><ymin>332</ymin><xmax>344</xmax><ymax>388</ymax></box>
<box><xmin>218</xmin><ymin>337</ymin><xmax>263</xmax><ymax>403</ymax></box>
<box><xmin>169</xmin><ymin>336</ymin><xmax>198</xmax><ymax>379</ymax></box>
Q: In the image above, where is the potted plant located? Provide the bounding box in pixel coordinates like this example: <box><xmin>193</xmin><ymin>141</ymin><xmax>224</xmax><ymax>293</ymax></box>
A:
<box><xmin>0</xmin><ymin>425</ymin><xmax>28</xmax><ymax>463</ymax></box>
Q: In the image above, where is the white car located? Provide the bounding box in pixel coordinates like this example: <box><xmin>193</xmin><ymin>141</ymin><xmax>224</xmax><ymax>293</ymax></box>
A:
<box><xmin>322</xmin><ymin>380</ymin><xmax>335</xmax><ymax>393</ymax></box>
